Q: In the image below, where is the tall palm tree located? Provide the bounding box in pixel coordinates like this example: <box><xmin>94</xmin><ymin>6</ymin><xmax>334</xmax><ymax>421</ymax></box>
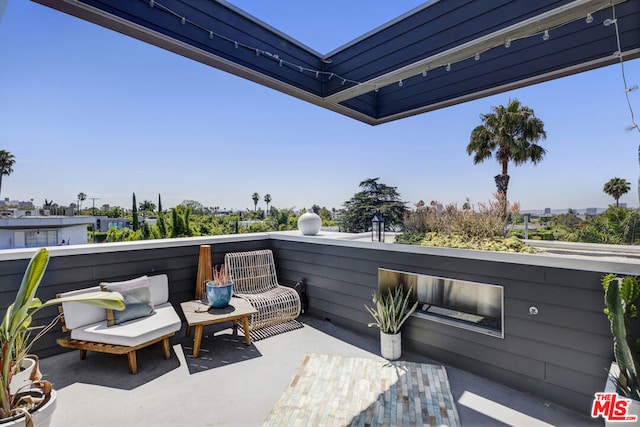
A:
<box><xmin>0</xmin><ymin>150</ymin><xmax>16</xmax><ymax>198</ymax></box>
<box><xmin>251</xmin><ymin>192</ymin><xmax>260</xmax><ymax>211</ymax></box>
<box><xmin>467</xmin><ymin>98</ymin><xmax>546</xmax><ymax>218</ymax></box>
<box><xmin>264</xmin><ymin>194</ymin><xmax>272</xmax><ymax>214</ymax></box>
<box><xmin>603</xmin><ymin>177</ymin><xmax>631</xmax><ymax>206</ymax></box>
<box><xmin>77</xmin><ymin>192</ymin><xmax>87</xmax><ymax>212</ymax></box>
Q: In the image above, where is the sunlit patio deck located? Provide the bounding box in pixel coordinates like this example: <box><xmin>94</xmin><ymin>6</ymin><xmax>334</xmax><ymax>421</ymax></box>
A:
<box><xmin>40</xmin><ymin>314</ymin><xmax>594</xmax><ymax>426</ymax></box>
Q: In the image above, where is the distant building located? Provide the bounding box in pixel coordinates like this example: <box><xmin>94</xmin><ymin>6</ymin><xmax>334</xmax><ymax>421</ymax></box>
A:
<box><xmin>620</xmin><ymin>203</ymin><xmax>627</xmax><ymax>208</ymax></box>
<box><xmin>0</xmin><ymin>209</ymin><xmax>93</xmax><ymax>249</ymax></box>
<box><xmin>544</xmin><ymin>208</ymin><xmax>551</xmax><ymax>215</ymax></box>
<box><xmin>586</xmin><ymin>207</ymin><xmax>597</xmax><ymax>216</ymax></box>
<box><xmin>94</xmin><ymin>216</ymin><xmax>130</xmax><ymax>232</ymax></box>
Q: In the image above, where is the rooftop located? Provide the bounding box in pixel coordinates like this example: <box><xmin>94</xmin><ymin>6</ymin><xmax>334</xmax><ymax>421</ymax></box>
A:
<box><xmin>40</xmin><ymin>314</ymin><xmax>593</xmax><ymax>426</ymax></box>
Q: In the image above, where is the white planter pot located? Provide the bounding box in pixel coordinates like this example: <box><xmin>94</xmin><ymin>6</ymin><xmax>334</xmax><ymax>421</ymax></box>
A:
<box><xmin>1</xmin><ymin>389</ymin><xmax>57</xmax><ymax>427</ymax></box>
<box><xmin>380</xmin><ymin>331</ymin><xmax>401</xmax><ymax>360</ymax></box>
<box><xmin>602</xmin><ymin>362</ymin><xmax>640</xmax><ymax>426</ymax></box>
<box><xmin>297</xmin><ymin>212</ymin><xmax>322</xmax><ymax>236</ymax></box>
<box><xmin>9</xmin><ymin>357</ymin><xmax>36</xmax><ymax>395</ymax></box>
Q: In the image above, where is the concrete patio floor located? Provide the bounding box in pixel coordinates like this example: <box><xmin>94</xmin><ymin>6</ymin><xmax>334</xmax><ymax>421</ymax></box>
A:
<box><xmin>40</xmin><ymin>315</ymin><xmax>597</xmax><ymax>426</ymax></box>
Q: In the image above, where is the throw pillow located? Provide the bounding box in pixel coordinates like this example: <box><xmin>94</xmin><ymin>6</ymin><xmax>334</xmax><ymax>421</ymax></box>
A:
<box><xmin>100</xmin><ymin>276</ymin><xmax>155</xmax><ymax>326</ymax></box>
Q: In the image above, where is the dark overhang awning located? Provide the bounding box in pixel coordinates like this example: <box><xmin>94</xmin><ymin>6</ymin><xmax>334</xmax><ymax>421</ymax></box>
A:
<box><xmin>33</xmin><ymin>0</ymin><xmax>640</xmax><ymax>125</ymax></box>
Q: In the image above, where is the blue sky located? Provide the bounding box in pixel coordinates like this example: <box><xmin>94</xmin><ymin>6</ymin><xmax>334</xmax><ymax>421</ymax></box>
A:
<box><xmin>1</xmin><ymin>0</ymin><xmax>639</xmax><ymax>212</ymax></box>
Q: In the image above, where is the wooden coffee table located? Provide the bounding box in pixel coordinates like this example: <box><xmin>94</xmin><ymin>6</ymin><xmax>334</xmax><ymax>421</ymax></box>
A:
<box><xmin>180</xmin><ymin>297</ymin><xmax>257</xmax><ymax>358</ymax></box>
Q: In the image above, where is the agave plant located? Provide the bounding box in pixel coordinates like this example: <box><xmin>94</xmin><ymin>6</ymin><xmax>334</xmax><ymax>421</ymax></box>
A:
<box><xmin>0</xmin><ymin>248</ymin><xmax>125</xmax><ymax>421</ymax></box>
<box><xmin>365</xmin><ymin>285</ymin><xmax>418</xmax><ymax>335</ymax></box>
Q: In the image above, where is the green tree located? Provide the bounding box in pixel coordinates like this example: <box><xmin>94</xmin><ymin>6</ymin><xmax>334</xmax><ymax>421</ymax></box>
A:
<box><xmin>157</xmin><ymin>194</ymin><xmax>167</xmax><ymax>238</ymax></box>
<box><xmin>0</xmin><ymin>150</ymin><xmax>15</xmax><ymax>198</ymax></box>
<box><xmin>340</xmin><ymin>178</ymin><xmax>407</xmax><ymax>233</ymax></box>
<box><xmin>467</xmin><ymin>99</ymin><xmax>546</xmax><ymax>218</ymax></box>
<box><xmin>603</xmin><ymin>177</ymin><xmax>631</xmax><ymax>207</ymax></box>
<box><xmin>264</xmin><ymin>194</ymin><xmax>272</xmax><ymax>214</ymax></box>
<box><xmin>181</xmin><ymin>199</ymin><xmax>205</xmax><ymax>214</ymax></box>
<box><xmin>132</xmin><ymin>193</ymin><xmax>139</xmax><ymax>231</ymax></box>
<box><xmin>139</xmin><ymin>200</ymin><xmax>156</xmax><ymax>214</ymax></box>
<box><xmin>170</xmin><ymin>205</ymin><xmax>192</xmax><ymax>237</ymax></box>
<box><xmin>77</xmin><ymin>192</ymin><xmax>87</xmax><ymax>212</ymax></box>
<box><xmin>252</xmin><ymin>192</ymin><xmax>260</xmax><ymax>211</ymax></box>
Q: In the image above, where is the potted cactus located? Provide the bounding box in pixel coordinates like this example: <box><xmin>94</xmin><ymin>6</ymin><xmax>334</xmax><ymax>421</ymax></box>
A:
<box><xmin>600</xmin><ymin>273</ymin><xmax>640</xmax><ymax>424</ymax></box>
<box><xmin>205</xmin><ymin>264</ymin><xmax>234</xmax><ymax>308</ymax></box>
<box><xmin>365</xmin><ymin>285</ymin><xmax>418</xmax><ymax>360</ymax></box>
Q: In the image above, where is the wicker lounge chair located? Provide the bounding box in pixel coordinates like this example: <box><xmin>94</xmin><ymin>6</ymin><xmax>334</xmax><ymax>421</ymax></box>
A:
<box><xmin>224</xmin><ymin>249</ymin><xmax>301</xmax><ymax>331</ymax></box>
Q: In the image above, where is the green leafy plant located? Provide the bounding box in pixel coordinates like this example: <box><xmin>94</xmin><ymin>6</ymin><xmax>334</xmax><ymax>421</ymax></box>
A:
<box><xmin>0</xmin><ymin>248</ymin><xmax>125</xmax><ymax>421</ymax></box>
<box><xmin>365</xmin><ymin>285</ymin><xmax>418</xmax><ymax>334</ymax></box>
<box><xmin>602</xmin><ymin>273</ymin><xmax>640</xmax><ymax>400</ymax></box>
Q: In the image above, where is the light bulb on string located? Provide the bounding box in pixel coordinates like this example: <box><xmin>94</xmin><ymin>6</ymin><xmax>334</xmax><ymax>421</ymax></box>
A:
<box><xmin>585</xmin><ymin>13</ymin><xmax>594</xmax><ymax>24</ymax></box>
<box><xmin>505</xmin><ymin>39</ymin><xmax>511</xmax><ymax>48</ymax></box>
<box><xmin>604</xmin><ymin>18</ymin><xmax>617</xmax><ymax>26</ymax></box>
<box><xmin>181</xmin><ymin>17</ymin><xmax>186</xmax><ymax>25</ymax></box>
<box><xmin>315</xmin><ymin>71</ymin><xmax>319</xmax><ymax>78</ymax></box>
<box><xmin>542</xmin><ymin>30</ymin><xmax>549</xmax><ymax>41</ymax></box>
<box><xmin>446</xmin><ymin>63</ymin><xmax>451</xmax><ymax>72</ymax></box>
<box><xmin>342</xmin><ymin>79</ymin><xmax>346</xmax><ymax>86</ymax></box>
<box><xmin>149</xmin><ymin>0</ymin><xmax>154</xmax><ymax>7</ymax></box>
<box><xmin>474</xmin><ymin>52</ymin><xmax>480</xmax><ymax>61</ymax></box>
<box><xmin>398</xmin><ymin>80</ymin><xmax>403</xmax><ymax>87</ymax></box>
<box><xmin>209</xmin><ymin>31</ymin><xmax>213</xmax><ymax>39</ymax></box>
<box><xmin>374</xmin><ymin>85</ymin><xmax>379</xmax><ymax>93</ymax></box>
<box><xmin>625</xmin><ymin>85</ymin><xmax>638</xmax><ymax>93</ymax></box>
<box><xmin>279</xmin><ymin>60</ymin><xmax>283</xmax><ymax>67</ymax></box>
<box><xmin>422</xmin><ymin>70</ymin><xmax>427</xmax><ymax>77</ymax></box>
<box><xmin>234</xmin><ymin>41</ymin><xmax>238</xmax><ymax>48</ymax></box>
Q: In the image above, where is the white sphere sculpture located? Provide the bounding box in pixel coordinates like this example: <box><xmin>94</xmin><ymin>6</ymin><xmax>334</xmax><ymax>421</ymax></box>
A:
<box><xmin>297</xmin><ymin>211</ymin><xmax>322</xmax><ymax>235</ymax></box>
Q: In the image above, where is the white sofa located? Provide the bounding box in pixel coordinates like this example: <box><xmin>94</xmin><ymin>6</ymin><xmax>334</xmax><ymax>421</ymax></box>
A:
<box><xmin>57</xmin><ymin>274</ymin><xmax>181</xmax><ymax>374</ymax></box>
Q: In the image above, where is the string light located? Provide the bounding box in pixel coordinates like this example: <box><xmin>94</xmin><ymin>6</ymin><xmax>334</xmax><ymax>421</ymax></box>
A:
<box><xmin>140</xmin><ymin>0</ymin><xmax>633</xmax><ymax>97</ymax></box>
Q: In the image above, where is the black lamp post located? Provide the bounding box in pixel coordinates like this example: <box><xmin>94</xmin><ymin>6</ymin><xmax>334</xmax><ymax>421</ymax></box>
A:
<box><xmin>372</xmin><ymin>213</ymin><xmax>385</xmax><ymax>242</ymax></box>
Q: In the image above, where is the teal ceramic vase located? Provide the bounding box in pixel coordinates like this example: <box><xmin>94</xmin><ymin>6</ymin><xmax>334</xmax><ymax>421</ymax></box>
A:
<box><xmin>205</xmin><ymin>281</ymin><xmax>233</xmax><ymax>308</ymax></box>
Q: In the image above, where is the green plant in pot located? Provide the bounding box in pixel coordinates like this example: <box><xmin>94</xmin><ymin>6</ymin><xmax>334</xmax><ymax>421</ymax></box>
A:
<box><xmin>0</xmin><ymin>248</ymin><xmax>125</xmax><ymax>425</ymax></box>
<box><xmin>365</xmin><ymin>285</ymin><xmax>418</xmax><ymax>360</ymax></box>
<box><xmin>602</xmin><ymin>273</ymin><xmax>640</xmax><ymax>401</ymax></box>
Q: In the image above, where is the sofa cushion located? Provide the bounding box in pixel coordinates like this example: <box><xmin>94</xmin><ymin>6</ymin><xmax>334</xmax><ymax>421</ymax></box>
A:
<box><xmin>147</xmin><ymin>275</ymin><xmax>169</xmax><ymax>306</ymax></box>
<box><xmin>101</xmin><ymin>276</ymin><xmax>155</xmax><ymax>326</ymax></box>
<box><xmin>60</xmin><ymin>286</ymin><xmax>106</xmax><ymax>330</ymax></box>
<box><xmin>70</xmin><ymin>303</ymin><xmax>181</xmax><ymax>347</ymax></box>
<box><xmin>60</xmin><ymin>274</ymin><xmax>170</xmax><ymax>330</ymax></box>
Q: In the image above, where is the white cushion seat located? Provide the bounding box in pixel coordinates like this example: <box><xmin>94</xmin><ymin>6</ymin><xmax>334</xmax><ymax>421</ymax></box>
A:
<box><xmin>70</xmin><ymin>303</ymin><xmax>181</xmax><ymax>347</ymax></box>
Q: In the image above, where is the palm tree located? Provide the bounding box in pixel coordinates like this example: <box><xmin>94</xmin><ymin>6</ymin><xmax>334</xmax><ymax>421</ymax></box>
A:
<box><xmin>466</xmin><ymin>98</ymin><xmax>546</xmax><ymax>218</ymax></box>
<box><xmin>264</xmin><ymin>194</ymin><xmax>272</xmax><ymax>214</ymax></box>
<box><xmin>0</xmin><ymin>150</ymin><xmax>16</xmax><ymax>198</ymax></box>
<box><xmin>603</xmin><ymin>177</ymin><xmax>631</xmax><ymax>206</ymax></box>
<box><xmin>77</xmin><ymin>192</ymin><xmax>87</xmax><ymax>212</ymax></box>
<box><xmin>251</xmin><ymin>192</ymin><xmax>260</xmax><ymax>211</ymax></box>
